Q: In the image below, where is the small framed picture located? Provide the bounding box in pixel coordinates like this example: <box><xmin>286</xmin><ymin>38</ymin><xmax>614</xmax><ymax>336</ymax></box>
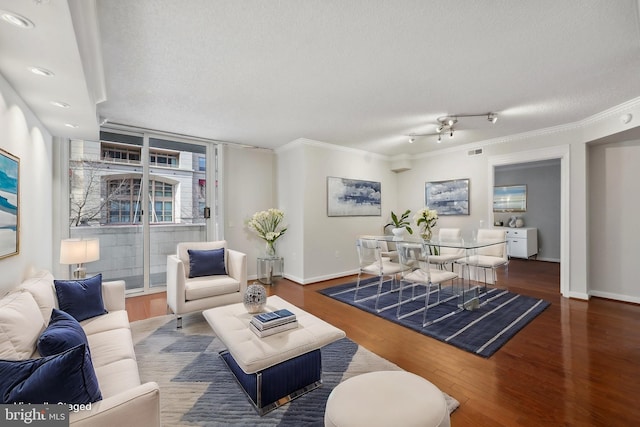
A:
<box><xmin>0</xmin><ymin>148</ymin><xmax>19</xmax><ymax>259</ymax></box>
<box><xmin>493</xmin><ymin>184</ymin><xmax>527</xmax><ymax>212</ymax></box>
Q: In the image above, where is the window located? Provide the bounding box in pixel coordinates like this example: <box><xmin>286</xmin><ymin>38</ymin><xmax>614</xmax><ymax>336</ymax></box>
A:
<box><xmin>150</xmin><ymin>151</ymin><xmax>178</xmax><ymax>168</ymax></box>
<box><xmin>101</xmin><ymin>142</ymin><xmax>178</xmax><ymax>168</ymax></box>
<box><xmin>102</xmin><ymin>143</ymin><xmax>141</xmax><ymax>164</ymax></box>
<box><xmin>150</xmin><ymin>180</ymin><xmax>173</xmax><ymax>222</ymax></box>
<box><xmin>106</xmin><ymin>177</ymin><xmax>174</xmax><ymax>224</ymax></box>
<box><xmin>68</xmin><ymin>131</ymin><xmax>216</xmax><ymax>294</ymax></box>
<box><xmin>106</xmin><ymin>177</ymin><xmax>143</xmax><ymax>224</ymax></box>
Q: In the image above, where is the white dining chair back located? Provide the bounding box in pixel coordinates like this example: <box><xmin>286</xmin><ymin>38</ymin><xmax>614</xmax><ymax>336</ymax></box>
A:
<box><xmin>354</xmin><ymin>238</ymin><xmax>409</xmax><ymax>311</ymax></box>
<box><xmin>476</xmin><ymin>229</ymin><xmax>507</xmax><ymax>260</ymax></box>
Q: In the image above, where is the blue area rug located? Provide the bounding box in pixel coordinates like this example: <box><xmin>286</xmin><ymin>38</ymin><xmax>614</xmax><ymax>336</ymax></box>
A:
<box><xmin>131</xmin><ymin>314</ymin><xmax>459</xmax><ymax>426</ymax></box>
<box><xmin>319</xmin><ymin>278</ymin><xmax>550</xmax><ymax>357</ymax></box>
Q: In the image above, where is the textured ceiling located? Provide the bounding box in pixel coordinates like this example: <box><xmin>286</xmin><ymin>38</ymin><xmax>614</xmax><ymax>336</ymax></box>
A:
<box><xmin>2</xmin><ymin>1</ymin><xmax>640</xmax><ymax>156</ymax></box>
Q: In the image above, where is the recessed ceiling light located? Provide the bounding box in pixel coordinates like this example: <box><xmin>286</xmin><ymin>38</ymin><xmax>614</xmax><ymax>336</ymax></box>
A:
<box><xmin>0</xmin><ymin>10</ymin><xmax>35</xmax><ymax>29</ymax></box>
<box><xmin>50</xmin><ymin>101</ymin><xmax>70</xmax><ymax>108</ymax></box>
<box><xmin>65</xmin><ymin>123</ymin><xmax>79</xmax><ymax>129</ymax></box>
<box><xmin>28</xmin><ymin>66</ymin><xmax>54</xmax><ymax>77</ymax></box>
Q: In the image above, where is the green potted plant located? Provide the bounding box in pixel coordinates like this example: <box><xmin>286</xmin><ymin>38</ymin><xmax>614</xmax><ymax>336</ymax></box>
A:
<box><xmin>384</xmin><ymin>209</ymin><xmax>413</xmax><ymax>238</ymax></box>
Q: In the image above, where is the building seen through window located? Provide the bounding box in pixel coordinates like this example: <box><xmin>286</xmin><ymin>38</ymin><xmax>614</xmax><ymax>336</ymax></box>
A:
<box><xmin>69</xmin><ymin>136</ymin><xmax>204</xmax><ymax>226</ymax></box>
<box><xmin>67</xmin><ymin>131</ymin><xmax>213</xmax><ymax>292</ymax></box>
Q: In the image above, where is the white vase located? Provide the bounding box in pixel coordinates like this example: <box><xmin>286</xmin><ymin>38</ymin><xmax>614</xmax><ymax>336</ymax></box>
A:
<box><xmin>391</xmin><ymin>228</ymin><xmax>405</xmax><ymax>240</ymax></box>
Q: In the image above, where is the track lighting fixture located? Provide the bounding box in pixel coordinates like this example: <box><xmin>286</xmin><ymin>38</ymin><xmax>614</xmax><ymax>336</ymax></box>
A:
<box><xmin>0</xmin><ymin>10</ymin><xmax>35</xmax><ymax>29</ymax></box>
<box><xmin>405</xmin><ymin>112</ymin><xmax>498</xmax><ymax>144</ymax></box>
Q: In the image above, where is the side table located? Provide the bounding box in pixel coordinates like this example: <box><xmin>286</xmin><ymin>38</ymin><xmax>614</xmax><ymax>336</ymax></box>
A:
<box><xmin>257</xmin><ymin>256</ymin><xmax>284</xmax><ymax>285</ymax></box>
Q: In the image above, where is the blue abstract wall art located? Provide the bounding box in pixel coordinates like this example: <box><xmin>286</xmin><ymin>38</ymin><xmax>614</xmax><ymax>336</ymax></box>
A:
<box><xmin>0</xmin><ymin>148</ymin><xmax>19</xmax><ymax>258</ymax></box>
<box><xmin>425</xmin><ymin>178</ymin><xmax>470</xmax><ymax>216</ymax></box>
<box><xmin>327</xmin><ymin>177</ymin><xmax>381</xmax><ymax>217</ymax></box>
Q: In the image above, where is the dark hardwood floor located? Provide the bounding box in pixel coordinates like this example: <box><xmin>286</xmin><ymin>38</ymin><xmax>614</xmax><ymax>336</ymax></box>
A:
<box><xmin>126</xmin><ymin>260</ymin><xmax>640</xmax><ymax>426</ymax></box>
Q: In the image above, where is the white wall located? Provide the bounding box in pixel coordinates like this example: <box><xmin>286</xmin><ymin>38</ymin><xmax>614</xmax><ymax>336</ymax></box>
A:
<box><xmin>277</xmin><ymin>139</ymin><xmax>397</xmax><ymax>284</ymax></box>
<box><xmin>223</xmin><ymin>145</ymin><xmax>276</xmax><ymax>279</ymax></box>
<box><xmin>396</xmin><ymin>150</ymin><xmax>488</xmax><ymax>236</ymax></box>
<box><xmin>588</xmin><ymin>138</ymin><xmax>640</xmax><ymax>303</ymax></box>
<box><xmin>276</xmin><ymin>143</ymin><xmax>306</xmax><ymax>281</ymax></box>
<box><xmin>0</xmin><ymin>74</ymin><xmax>53</xmax><ymax>292</ymax></box>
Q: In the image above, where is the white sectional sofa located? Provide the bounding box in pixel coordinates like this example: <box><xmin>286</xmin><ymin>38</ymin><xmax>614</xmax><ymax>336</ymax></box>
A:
<box><xmin>0</xmin><ymin>270</ymin><xmax>160</xmax><ymax>426</ymax></box>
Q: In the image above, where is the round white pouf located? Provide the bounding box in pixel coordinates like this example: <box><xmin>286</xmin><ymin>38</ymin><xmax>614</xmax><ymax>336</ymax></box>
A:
<box><xmin>324</xmin><ymin>371</ymin><xmax>450</xmax><ymax>427</ymax></box>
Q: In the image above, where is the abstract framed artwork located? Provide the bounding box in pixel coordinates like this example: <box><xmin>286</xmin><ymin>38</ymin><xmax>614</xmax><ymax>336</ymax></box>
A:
<box><xmin>493</xmin><ymin>184</ymin><xmax>527</xmax><ymax>212</ymax></box>
<box><xmin>0</xmin><ymin>148</ymin><xmax>19</xmax><ymax>259</ymax></box>
<box><xmin>425</xmin><ymin>178</ymin><xmax>470</xmax><ymax>216</ymax></box>
<box><xmin>327</xmin><ymin>176</ymin><xmax>381</xmax><ymax>217</ymax></box>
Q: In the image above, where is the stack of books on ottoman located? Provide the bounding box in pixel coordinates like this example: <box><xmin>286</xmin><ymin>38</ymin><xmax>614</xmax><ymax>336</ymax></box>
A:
<box><xmin>249</xmin><ymin>308</ymin><xmax>298</xmax><ymax>337</ymax></box>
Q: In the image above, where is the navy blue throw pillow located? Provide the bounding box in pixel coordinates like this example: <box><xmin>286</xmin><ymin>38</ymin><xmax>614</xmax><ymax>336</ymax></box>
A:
<box><xmin>188</xmin><ymin>248</ymin><xmax>227</xmax><ymax>278</ymax></box>
<box><xmin>37</xmin><ymin>309</ymin><xmax>89</xmax><ymax>357</ymax></box>
<box><xmin>0</xmin><ymin>344</ymin><xmax>102</xmax><ymax>404</ymax></box>
<box><xmin>54</xmin><ymin>274</ymin><xmax>107</xmax><ymax>322</ymax></box>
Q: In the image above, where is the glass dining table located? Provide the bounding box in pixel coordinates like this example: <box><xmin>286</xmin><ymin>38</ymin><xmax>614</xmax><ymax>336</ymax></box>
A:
<box><xmin>358</xmin><ymin>234</ymin><xmax>507</xmax><ymax>311</ymax></box>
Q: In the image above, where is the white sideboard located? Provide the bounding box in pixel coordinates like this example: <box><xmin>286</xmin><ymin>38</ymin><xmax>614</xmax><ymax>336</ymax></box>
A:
<box><xmin>502</xmin><ymin>227</ymin><xmax>538</xmax><ymax>259</ymax></box>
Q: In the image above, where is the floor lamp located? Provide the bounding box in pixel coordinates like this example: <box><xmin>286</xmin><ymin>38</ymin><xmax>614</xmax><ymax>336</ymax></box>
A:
<box><xmin>60</xmin><ymin>238</ymin><xmax>100</xmax><ymax>279</ymax></box>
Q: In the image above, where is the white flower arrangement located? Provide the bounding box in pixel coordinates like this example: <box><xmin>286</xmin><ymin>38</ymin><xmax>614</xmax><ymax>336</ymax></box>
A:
<box><xmin>414</xmin><ymin>207</ymin><xmax>438</xmax><ymax>238</ymax></box>
<box><xmin>248</xmin><ymin>208</ymin><xmax>287</xmax><ymax>244</ymax></box>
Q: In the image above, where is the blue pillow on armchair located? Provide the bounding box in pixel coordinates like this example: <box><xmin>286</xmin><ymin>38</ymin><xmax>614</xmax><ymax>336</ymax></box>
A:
<box><xmin>188</xmin><ymin>248</ymin><xmax>227</xmax><ymax>278</ymax></box>
<box><xmin>37</xmin><ymin>308</ymin><xmax>89</xmax><ymax>357</ymax></box>
<box><xmin>0</xmin><ymin>344</ymin><xmax>102</xmax><ymax>404</ymax></box>
<box><xmin>54</xmin><ymin>274</ymin><xmax>108</xmax><ymax>322</ymax></box>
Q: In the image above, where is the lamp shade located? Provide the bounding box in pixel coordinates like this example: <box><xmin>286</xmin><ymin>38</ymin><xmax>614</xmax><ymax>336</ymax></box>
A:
<box><xmin>60</xmin><ymin>238</ymin><xmax>100</xmax><ymax>264</ymax></box>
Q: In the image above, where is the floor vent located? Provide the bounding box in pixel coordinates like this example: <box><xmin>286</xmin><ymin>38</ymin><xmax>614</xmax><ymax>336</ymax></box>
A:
<box><xmin>467</xmin><ymin>148</ymin><xmax>483</xmax><ymax>156</ymax></box>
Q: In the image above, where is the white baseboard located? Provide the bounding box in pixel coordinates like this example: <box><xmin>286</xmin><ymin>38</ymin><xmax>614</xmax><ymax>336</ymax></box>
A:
<box><xmin>535</xmin><ymin>257</ymin><xmax>560</xmax><ymax>263</ymax></box>
<box><xmin>566</xmin><ymin>291</ymin><xmax>590</xmax><ymax>300</ymax></box>
<box><xmin>589</xmin><ymin>290</ymin><xmax>640</xmax><ymax>304</ymax></box>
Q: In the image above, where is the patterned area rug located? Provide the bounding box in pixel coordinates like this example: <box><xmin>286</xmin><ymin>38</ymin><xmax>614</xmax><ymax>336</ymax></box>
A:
<box><xmin>319</xmin><ymin>278</ymin><xmax>550</xmax><ymax>357</ymax></box>
<box><xmin>131</xmin><ymin>313</ymin><xmax>459</xmax><ymax>426</ymax></box>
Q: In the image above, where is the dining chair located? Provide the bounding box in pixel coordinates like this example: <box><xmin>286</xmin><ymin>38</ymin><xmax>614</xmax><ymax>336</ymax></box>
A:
<box><xmin>354</xmin><ymin>238</ymin><xmax>409</xmax><ymax>311</ymax></box>
<box><xmin>455</xmin><ymin>228</ymin><xmax>508</xmax><ymax>292</ymax></box>
<box><xmin>378</xmin><ymin>239</ymin><xmax>399</xmax><ymax>263</ymax></box>
<box><xmin>426</xmin><ymin>228</ymin><xmax>465</xmax><ymax>271</ymax></box>
<box><xmin>396</xmin><ymin>242</ymin><xmax>458</xmax><ymax>327</ymax></box>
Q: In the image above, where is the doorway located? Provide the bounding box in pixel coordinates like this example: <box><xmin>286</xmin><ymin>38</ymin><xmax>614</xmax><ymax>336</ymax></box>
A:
<box><xmin>488</xmin><ymin>145</ymin><xmax>570</xmax><ymax>297</ymax></box>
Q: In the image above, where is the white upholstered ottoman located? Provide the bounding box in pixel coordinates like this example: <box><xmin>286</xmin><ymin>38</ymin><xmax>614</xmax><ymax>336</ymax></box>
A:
<box><xmin>203</xmin><ymin>296</ymin><xmax>345</xmax><ymax>414</ymax></box>
<box><xmin>324</xmin><ymin>371</ymin><xmax>450</xmax><ymax>427</ymax></box>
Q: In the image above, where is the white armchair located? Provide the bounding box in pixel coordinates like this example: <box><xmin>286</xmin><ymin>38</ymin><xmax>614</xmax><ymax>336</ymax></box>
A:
<box><xmin>166</xmin><ymin>240</ymin><xmax>247</xmax><ymax>328</ymax></box>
